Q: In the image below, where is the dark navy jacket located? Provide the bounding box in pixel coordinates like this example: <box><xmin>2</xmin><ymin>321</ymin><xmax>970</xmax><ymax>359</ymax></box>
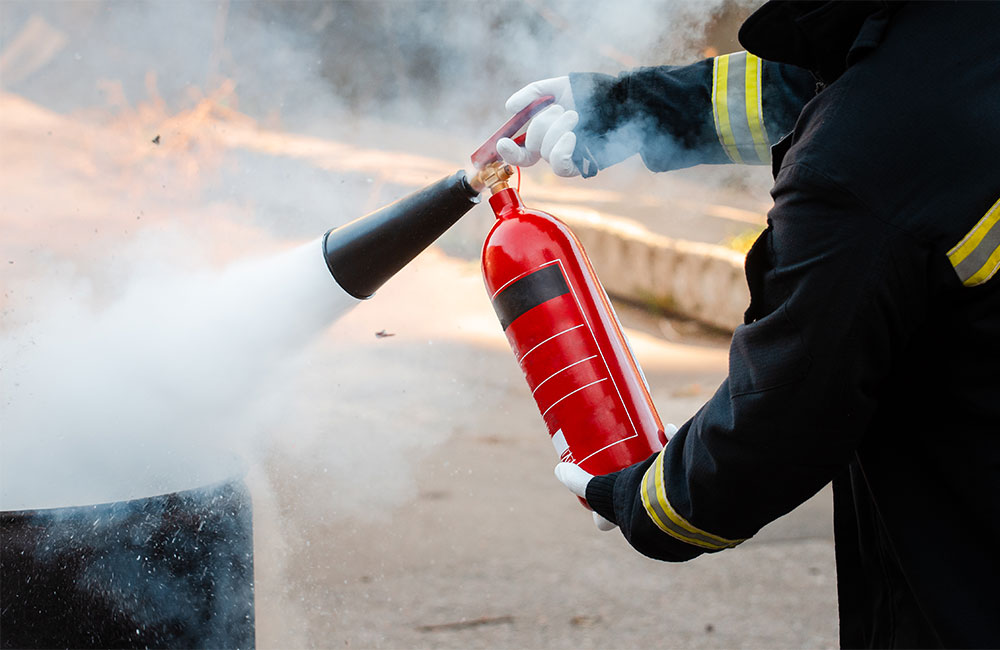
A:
<box><xmin>570</xmin><ymin>3</ymin><xmax>1000</xmax><ymax>647</ymax></box>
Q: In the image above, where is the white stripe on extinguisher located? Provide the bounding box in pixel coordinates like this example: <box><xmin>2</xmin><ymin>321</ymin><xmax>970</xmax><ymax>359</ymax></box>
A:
<box><xmin>541</xmin><ymin>378</ymin><xmax>608</xmax><ymax>418</ymax></box>
<box><xmin>578</xmin><ymin>437</ymin><xmax>633</xmax><ymax>465</ymax></box>
<box><xmin>531</xmin><ymin>355</ymin><xmax>599</xmax><ymax>396</ymax></box>
<box><xmin>517</xmin><ymin>323</ymin><xmax>585</xmax><ymax>364</ymax></box>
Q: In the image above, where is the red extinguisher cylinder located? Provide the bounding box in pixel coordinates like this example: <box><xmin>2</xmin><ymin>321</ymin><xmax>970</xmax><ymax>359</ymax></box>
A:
<box><xmin>482</xmin><ymin>188</ymin><xmax>666</xmax><ymax>479</ymax></box>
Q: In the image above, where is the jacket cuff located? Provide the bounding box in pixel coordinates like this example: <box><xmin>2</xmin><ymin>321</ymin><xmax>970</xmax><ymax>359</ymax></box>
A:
<box><xmin>585</xmin><ymin>471</ymin><xmax>621</xmax><ymax>524</ymax></box>
<box><xmin>569</xmin><ymin>62</ymin><xmax>732</xmax><ymax>177</ymax></box>
<box><xmin>568</xmin><ymin>72</ymin><xmax>624</xmax><ymax>178</ymax></box>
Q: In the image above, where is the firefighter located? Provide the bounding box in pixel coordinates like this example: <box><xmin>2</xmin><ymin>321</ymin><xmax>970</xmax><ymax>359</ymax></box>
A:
<box><xmin>498</xmin><ymin>2</ymin><xmax>1000</xmax><ymax>647</ymax></box>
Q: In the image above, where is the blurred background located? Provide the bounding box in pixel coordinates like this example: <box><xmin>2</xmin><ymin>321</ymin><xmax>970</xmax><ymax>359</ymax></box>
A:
<box><xmin>0</xmin><ymin>1</ymin><xmax>836</xmax><ymax>648</ymax></box>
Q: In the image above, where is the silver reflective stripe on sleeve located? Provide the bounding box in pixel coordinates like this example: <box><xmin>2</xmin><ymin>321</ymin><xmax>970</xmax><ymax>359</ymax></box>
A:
<box><xmin>639</xmin><ymin>451</ymin><xmax>746</xmax><ymax>551</ymax></box>
<box><xmin>712</xmin><ymin>52</ymin><xmax>771</xmax><ymax>165</ymax></box>
<box><xmin>949</xmin><ymin>196</ymin><xmax>1000</xmax><ymax>287</ymax></box>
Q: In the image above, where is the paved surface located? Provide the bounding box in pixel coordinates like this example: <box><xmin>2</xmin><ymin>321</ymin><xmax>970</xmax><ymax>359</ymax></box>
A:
<box><xmin>251</xmin><ymin>254</ymin><xmax>837</xmax><ymax>649</ymax></box>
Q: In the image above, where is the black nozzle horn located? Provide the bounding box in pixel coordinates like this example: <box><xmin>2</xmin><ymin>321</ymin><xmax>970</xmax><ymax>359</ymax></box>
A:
<box><xmin>323</xmin><ymin>170</ymin><xmax>480</xmax><ymax>299</ymax></box>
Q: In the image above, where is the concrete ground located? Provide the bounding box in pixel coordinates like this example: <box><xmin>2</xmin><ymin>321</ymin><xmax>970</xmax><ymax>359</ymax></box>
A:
<box><xmin>250</xmin><ymin>252</ymin><xmax>838</xmax><ymax>650</ymax></box>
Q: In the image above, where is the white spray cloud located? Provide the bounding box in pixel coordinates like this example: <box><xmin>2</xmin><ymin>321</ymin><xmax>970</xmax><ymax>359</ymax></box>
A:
<box><xmin>0</xmin><ymin>237</ymin><xmax>355</xmax><ymax>510</ymax></box>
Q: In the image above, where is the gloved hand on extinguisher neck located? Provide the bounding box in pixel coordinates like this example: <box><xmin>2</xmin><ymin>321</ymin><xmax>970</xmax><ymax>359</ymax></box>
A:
<box><xmin>497</xmin><ymin>77</ymin><xmax>582</xmax><ymax>178</ymax></box>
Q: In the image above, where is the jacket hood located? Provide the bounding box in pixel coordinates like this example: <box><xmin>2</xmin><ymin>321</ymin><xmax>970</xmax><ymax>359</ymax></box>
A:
<box><xmin>738</xmin><ymin>1</ymin><xmax>899</xmax><ymax>83</ymax></box>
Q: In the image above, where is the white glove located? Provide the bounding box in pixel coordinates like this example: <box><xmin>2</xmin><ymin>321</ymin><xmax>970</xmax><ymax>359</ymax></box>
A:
<box><xmin>553</xmin><ymin>424</ymin><xmax>679</xmax><ymax>532</ymax></box>
<box><xmin>554</xmin><ymin>463</ymin><xmax>617</xmax><ymax>531</ymax></box>
<box><xmin>497</xmin><ymin>77</ymin><xmax>581</xmax><ymax>178</ymax></box>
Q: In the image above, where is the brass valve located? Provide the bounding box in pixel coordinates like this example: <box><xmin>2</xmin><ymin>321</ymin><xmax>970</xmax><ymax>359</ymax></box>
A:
<box><xmin>468</xmin><ymin>162</ymin><xmax>515</xmax><ymax>195</ymax></box>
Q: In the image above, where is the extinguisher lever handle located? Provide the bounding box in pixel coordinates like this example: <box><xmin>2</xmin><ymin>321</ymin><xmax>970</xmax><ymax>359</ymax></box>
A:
<box><xmin>470</xmin><ymin>95</ymin><xmax>556</xmax><ymax>170</ymax></box>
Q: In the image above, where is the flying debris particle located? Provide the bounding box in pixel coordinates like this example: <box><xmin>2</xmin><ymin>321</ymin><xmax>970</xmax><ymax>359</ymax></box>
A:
<box><xmin>375</xmin><ymin>330</ymin><xmax>395</xmax><ymax>339</ymax></box>
<box><xmin>705</xmin><ymin>623</ymin><xmax>716</xmax><ymax>633</ymax></box>
<box><xmin>417</xmin><ymin>615</ymin><xmax>514</xmax><ymax>632</ymax></box>
<box><xmin>151</xmin><ymin>135</ymin><xmax>160</xmax><ymax>145</ymax></box>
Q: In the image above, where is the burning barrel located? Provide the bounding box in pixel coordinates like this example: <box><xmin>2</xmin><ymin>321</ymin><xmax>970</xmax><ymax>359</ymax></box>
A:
<box><xmin>0</xmin><ymin>473</ymin><xmax>255</xmax><ymax>649</ymax></box>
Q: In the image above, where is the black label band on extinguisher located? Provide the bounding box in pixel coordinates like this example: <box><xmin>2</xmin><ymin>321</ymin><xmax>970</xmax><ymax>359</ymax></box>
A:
<box><xmin>492</xmin><ymin>264</ymin><xmax>570</xmax><ymax>330</ymax></box>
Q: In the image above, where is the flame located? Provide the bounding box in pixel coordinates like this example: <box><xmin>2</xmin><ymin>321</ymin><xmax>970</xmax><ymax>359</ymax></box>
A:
<box><xmin>88</xmin><ymin>71</ymin><xmax>255</xmax><ymax>192</ymax></box>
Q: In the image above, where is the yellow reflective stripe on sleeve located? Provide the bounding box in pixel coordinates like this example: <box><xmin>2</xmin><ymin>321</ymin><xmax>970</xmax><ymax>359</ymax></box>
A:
<box><xmin>639</xmin><ymin>451</ymin><xmax>746</xmax><ymax>551</ymax></box>
<box><xmin>964</xmin><ymin>246</ymin><xmax>1000</xmax><ymax>287</ymax></box>
<box><xmin>712</xmin><ymin>52</ymin><xmax>770</xmax><ymax>165</ymax></box>
<box><xmin>712</xmin><ymin>54</ymin><xmax>743</xmax><ymax>164</ymax></box>
<box><xmin>744</xmin><ymin>53</ymin><xmax>771</xmax><ymax>164</ymax></box>
<box><xmin>948</xmin><ymin>196</ymin><xmax>1000</xmax><ymax>287</ymax></box>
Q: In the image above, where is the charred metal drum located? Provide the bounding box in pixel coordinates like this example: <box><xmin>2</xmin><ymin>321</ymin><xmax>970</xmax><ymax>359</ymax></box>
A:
<box><xmin>0</xmin><ymin>476</ymin><xmax>254</xmax><ymax>649</ymax></box>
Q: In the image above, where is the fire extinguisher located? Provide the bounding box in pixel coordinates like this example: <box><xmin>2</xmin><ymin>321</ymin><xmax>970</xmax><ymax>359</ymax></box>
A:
<box><xmin>471</xmin><ymin>98</ymin><xmax>668</xmax><ymax>485</ymax></box>
<box><xmin>318</xmin><ymin>96</ymin><xmax>667</xmax><ymax>485</ymax></box>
